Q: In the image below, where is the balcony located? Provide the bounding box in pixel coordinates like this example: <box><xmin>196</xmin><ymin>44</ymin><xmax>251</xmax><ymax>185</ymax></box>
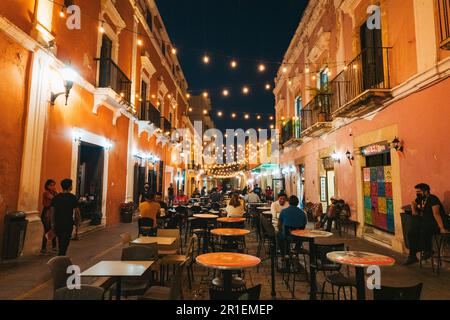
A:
<box><xmin>330</xmin><ymin>47</ymin><xmax>392</xmax><ymax>118</ymax></box>
<box><xmin>139</xmin><ymin>101</ymin><xmax>161</xmax><ymax>128</ymax></box>
<box><xmin>301</xmin><ymin>93</ymin><xmax>333</xmax><ymax>138</ymax></box>
<box><xmin>438</xmin><ymin>0</ymin><xmax>450</xmax><ymax>49</ymax></box>
<box><xmin>96</xmin><ymin>58</ymin><xmax>132</xmax><ymax>105</ymax></box>
<box><xmin>280</xmin><ymin>119</ymin><xmax>302</xmax><ymax>147</ymax></box>
<box><xmin>161</xmin><ymin>117</ymin><xmax>172</xmax><ymax>133</ymax></box>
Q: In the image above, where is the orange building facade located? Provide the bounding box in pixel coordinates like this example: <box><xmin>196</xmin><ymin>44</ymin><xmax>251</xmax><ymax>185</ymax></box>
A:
<box><xmin>0</xmin><ymin>0</ymin><xmax>195</xmax><ymax>254</ymax></box>
<box><xmin>275</xmin><ymin>0</ymin><xmax>450</xmax><ymax>253</ymax></box>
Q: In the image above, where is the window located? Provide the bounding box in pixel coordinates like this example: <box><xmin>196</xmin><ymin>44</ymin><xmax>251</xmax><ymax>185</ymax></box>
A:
<box><xmin>438</xmin><ymin>0</ymin><xmax>450</xmax><ymax>49</ymax></box>
<box><xmin>146</xmin><ymin>9</ymin><xmax>153</xmax><ymax>31</ymax></box>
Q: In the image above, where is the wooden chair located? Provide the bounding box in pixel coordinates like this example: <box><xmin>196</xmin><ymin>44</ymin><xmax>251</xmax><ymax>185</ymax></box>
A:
<box><xmin>157</xmin><ymin>228</ymin><xmax>181</xmax><ymax>255</ymax></box>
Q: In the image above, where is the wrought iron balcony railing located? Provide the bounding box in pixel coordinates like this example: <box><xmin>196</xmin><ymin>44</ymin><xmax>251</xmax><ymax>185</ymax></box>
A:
<box><xmin>301</xmin><ymin>93</ymin><xmax>333</xmax><ymax>137</ymax></box>
<box><xmin>280</xmin><ymin>119</ymin><xmax>301</xmax><ymax>146</ymax></box>
<box><xmin>140</xmin><ymin>101</ymin><xmax>161</xmax><ymax>128</ymax></box>
<box><xmin>330</xmin><ymin>47</ymin><xmax>392</xmax><ymax>117</ymax></box>
<box><xmin>96</xmin><ymin>58</ymin><xmax>132</xmax><ymax>105</ymax></box>
<box><xmin>438</xmin><ymin>0</ymin><xmax>450</xmax><ymax>49</ymax></box>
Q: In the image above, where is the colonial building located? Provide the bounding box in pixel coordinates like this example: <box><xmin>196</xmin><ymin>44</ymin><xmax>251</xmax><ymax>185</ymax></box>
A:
<box><xmin>0</xmin><ymin>0</ymin><xmax>193</xmax><ymax>254</ymax></box>
<box><xmin>275</xmin><ymin>0</ymin><xmax>450</xmax><ymax>252</ymax></box>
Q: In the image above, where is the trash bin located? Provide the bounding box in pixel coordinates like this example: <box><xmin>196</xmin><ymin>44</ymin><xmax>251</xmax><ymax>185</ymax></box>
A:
<box><xmin>400</xmin><ymin>206</ymin><xmax>421</xmax><ymax>250</ymax></box>
<box><xmin>2</xmin><ymin>212</ymin><xmax>28</xmax><ymax>260</ymax></box>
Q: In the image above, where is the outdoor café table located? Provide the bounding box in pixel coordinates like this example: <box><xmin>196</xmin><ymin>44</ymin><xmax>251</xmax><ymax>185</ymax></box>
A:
<box><xmin>193</xmin><ymin>214</ymin><xmax>219</xmax><ymax>219</ymax></box>
<box><xmin>131</xmin><ymin>236</ymin><xmax>176</xmax><ymax>246</ymax></box>
<box><xmin>327</xmin><ymin>251</ymin><xmax>396</xmax><ymax>300</ymax></box>
<box><xmin>217</xmin><ymin>217</ymin><xmax>246</xmax><ymax>228</ymax></box>
<box><xmin>211</xmin><ymin>228</ymin><xmax>250</xmax><ymax>251</ymax></box>
<box><xmin>196</xmin><ymin>252</ymin><xmax>261</xmax><ymax>296</ymax></box>
<box><xmin>80</xmin><ymin>261</ymin><xmax>154</xmax><ymax>300</ymax></box>
<box><xmin>290</xmin><ymin>229</ymin><xmax>333</xmax><ymax>300</ymax></box>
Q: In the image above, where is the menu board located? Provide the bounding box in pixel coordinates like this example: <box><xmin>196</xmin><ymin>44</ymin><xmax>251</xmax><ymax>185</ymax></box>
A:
<box><xmin>363</xmin><ymin>166</ymin><xmax>395</xmax><ymax>234</ymax></box>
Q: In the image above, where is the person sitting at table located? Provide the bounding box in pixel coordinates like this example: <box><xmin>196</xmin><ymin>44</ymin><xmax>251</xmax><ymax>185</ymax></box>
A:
<box><xmin>201</xmin><ymin>186</ymin><xmax>207</xmax><ymax>196</ymax></box>
<box><xmin>210</xmin><ymin>188</ymin><xmax>223</xmax><ymax>203</ymax></box>
<box><xmin>271</xmin><ymin>193</ymin><xmax>289</xmax><ymax>231</ymax></box>
<box><xmin>139</xmin><ymin>194</ymin><xmax>161</xmax><ymax>227</ymax></box>
<box><xmin>192</xmin><ymin>188</ymin><xmax>201</xmax><ymax>198</ymax></box>
<box><xmin>155</xmin><ymin>192</ymin><xmax>167</xmax><ymax>212</ymax></box>
<box><xmin>226</xmin><ymin>193</ymin><xmax>245</xmax><ymax>217</ymax></box>
<box><xmin>174</xmin><ymin>190</ymin><xmax>189</xmax><ymax>206</ymax></box>
<box><xmin>244</xmin><ymin>189</ymin><xmax>261</xmax><ymax>204</ymax></box>
<box><xmin>404</xmin><ymin>183</ymin><xmax>449</xmax><ymax>265</ymax></box>
<box><xmin>265</xmin><ymin>186</ymin><xmax>274</xmax><ymax>202</ymax></box>
<box><xmin>277</xmin><ymin>196</ymin><xmax>307</xmax><ymax>256</ymax></box>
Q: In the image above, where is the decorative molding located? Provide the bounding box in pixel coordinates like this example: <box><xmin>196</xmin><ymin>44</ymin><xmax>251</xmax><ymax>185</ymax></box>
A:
<box><xmin>141</xmin><ymin>54</ymin><xmax>157</xmax><ymax>76</ymax></box>
<box><xmin>93</xmin><ymin>88</ymin><xmax>129</xmax><ymax>125</ymax></box>
<box><xmin>101</xmin><ymin>0</ymin><xmax>127</xmax><ymax>31</ymax></box>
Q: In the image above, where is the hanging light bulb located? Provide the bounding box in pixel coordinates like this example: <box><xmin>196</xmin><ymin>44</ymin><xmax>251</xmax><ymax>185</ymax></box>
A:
<box><xmin>137</xmin><ymin>39</ymin><xmax>143</xmax><ymax>46</ymax></box>
<box><xmin>231</xmin><ymin>113</ymin><xmax>236</xmax><ymax>118</ymax></box>
<box><xmin>188</xmin><ymin>107</ymin><xmax>193</xmax><ymax>112</ymax></box>
<box><xmin>265</xmin><ymin>83</ymin><xmax>271</xmax><ymax>90</ymax></box>
<box><xmin>203</xmin><ymin>91</ymin><xmax>208</xmax><ymax>98</ymax></box>
<box><xmin>186</xmin><ymin>93</ymin><xmax>191</xmax><ymax>99</ymax></box>
<box><xmin>282</xmin><ymin>66</ymin><xmax>288</xmax><ymax>73</ymax></box>
<box><xmin>59</xmin><ymin>7</ymin><xmax>66</xmax><ymax>18</ymax></box>
<box><xmin>217</xmin><ymin>111</ymin><xmax>223</xmax><ymax>117</ymax></box>
<box><xmin>99</xmin><ymin>22</ymin><xmax>105</xmax><ymax>33</ymax></box>
<box><xmin>171</xmin><ymin>47</ymin><xmax>177</xmax><ymax>55</ymax></box>
<box><xmin>257</xmin><ymin>115</ymin><xmax>261</xmax><ymax>120</ymax></box>
<box><xmin>230</xmin><ymin>60</ymin><xmax>238</xmax><ymax>69</ymax></box>
<box><xmin>305</xmin><ymin>65</ymin><xmax>310</xmax><ymax>73</ymax></box>
<box><xmin>242</xmin><ymin>86</ymin><xmax>249</xmax><ymax>95</ymax></box>
<box><xmin>203</xmin><ymin>54</ymin><xmax>210</xmax><ymax>64</ymax></box>
<box><xmin>244</xmin><ymin>114</ymin><xmax>250</xmax><ymax>120</ymax></box>
<box><xmin>269</xmin><ymin>116</ymin><xmax>274</xmax><ymax>121</ymax></box>
<box><xmin>258</xmin><ymin>64</ymin><xmax>266</xmax><ymax>72</ymax></box>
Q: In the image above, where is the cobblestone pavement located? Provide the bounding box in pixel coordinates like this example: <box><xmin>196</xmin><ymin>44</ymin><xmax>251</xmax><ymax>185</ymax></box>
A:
<box><xmin>0</xmin><ymin>222</ymin><xmax>449</xmax><ymax>300</ymax></box>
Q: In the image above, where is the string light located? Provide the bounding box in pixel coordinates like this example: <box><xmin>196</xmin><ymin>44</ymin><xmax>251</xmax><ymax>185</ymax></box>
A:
<box><xmin>222</xmin><ymin>89</ymin><xmax>229</xmax><ymax>97</ymax></box>
<box><xmin>59</xmin><ymin>7</ymin><xmax>65</xmax><ymax>18</ymax></box>
<box><xmin>203</xmin><ymin>91</ymin><xmax>209</xmax><ymax>98</ymax></box>
<box><xmin>137</xmin><ymin>39</ymin><xmax>143</xmax><ymax>46</ymax></box>
<box><xmin>186</xmin><ymin>93</ymin><xmax>191</xmax><ymax>99</ymax></box>
<box><xmin>231</xmin><ymin>113</ymin><xmax>236</xmax><ymax>118</ymax></box>
<box><xmin>265</xmin><ymin>83</ymin><xmax>271</xmax><ymax>90</ymax></box>
<box><xmin>244</xmin><ymin>114</ymin><xmax>250</xmax><ymax>119</ymax></box>
<box><xmin>230</xmin><ymin>60</ymin><xmax>238</xmax><ymax>69</ymax></box>
<box><xmin>242</xmin><ymin>87</ymin><xmax>249</xmax><ymax>95</ymax></box>
<box><xmin>282</xmin><ymin>66</ymin><xmax>288</xmax><ymax>73</ymax></box>
<box><xmin>217</xmin><ymin>111</ymin><xmax>223</xmax><ymax>117</ymax></box>
<box><xmin>203</xmin><ymin>54</ymin><xmax>210</xmax><ymax>64</ymax></box>
<box><xmin>171</xmin><ymin>47</ymin><xmax>177</xmax><ymax>55</ymax></box>
<box><xmin>188</xmin><ymin>107</ymin><xmax>193</xmax><ymax>112</ymax></box>
<box><xmin>258</xmin><ymin>64</ymin><xmax>266</xmax><ymax>72</ymax></box>
<box><xmin>269</xmin><ymin>116</ymin><xmax>274</xmax><ymax>120</ymax></box>
<box><xmin>203</xmin><ymin>109</ymin><xmax>208</xmax><ymax>115</ymax></box>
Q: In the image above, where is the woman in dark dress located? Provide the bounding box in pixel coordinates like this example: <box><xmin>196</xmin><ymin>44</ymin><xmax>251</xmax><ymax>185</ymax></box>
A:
<box><xmin>40</xmin><ymin>179</ymin><xmax>58</xmax><ymax>255</ymax></box>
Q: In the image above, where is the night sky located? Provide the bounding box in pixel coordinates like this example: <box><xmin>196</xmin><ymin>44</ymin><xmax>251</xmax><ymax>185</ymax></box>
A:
<box><xmin>156</xmin><ymin>0</ymin><xmax>309</xmax><ymax>132</ymax></box>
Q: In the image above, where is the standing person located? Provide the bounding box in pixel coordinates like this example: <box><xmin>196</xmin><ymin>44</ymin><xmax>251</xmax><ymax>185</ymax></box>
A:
<box><xmin>168</xmin><ymin>183</ymin><xmax>175</xmax><ymax>207</ymax></box>
<box><xmin>404</xmin><ymin>184</ymin><xmax>449</xmax><ymax>265</ymax></box>
<box><xmin>50</xmin><ymin>179</ymin><xmax>80</xmax><ymax>256</ymax></box>
<box><xmin>40</xmin><ymin>180</ymin><xmax>58</xmax><ymax>255</ymax></box>
<box><xmin>265</xmin><ymin>186</ymin><xmax>274</xmax><ymax>203</ymax></box>
<box><xmin>270</xmin><ymin>193</ymin><xmax>289</xmax><ymax>231</ymax></box>
<box><xmin>253</xmin><ymin>184</ymin><xmax>262</xmax><ymax>198</ymax></box>
<box><xmin>139</xmin><ymin>183</ymin><xmax>152</xmax><ymax>203</ymax></box>
<box><xmin>201</xmin><ymin>186</ymin><xmax>207</xmax><ymax>196</ymax></box>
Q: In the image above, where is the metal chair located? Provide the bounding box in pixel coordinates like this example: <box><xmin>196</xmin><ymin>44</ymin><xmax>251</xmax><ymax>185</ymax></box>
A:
<box><xmin>140</xmin><ymin>262</ymin><xmax>186</xmax><ymax>300</ymax></box>
<box><xmin>54</xmin><ymin>285</ymin><xmax>105</xmax><ymax>300</ymax></box>
<box><xmin>373</xmin><ymin>283</ymin><xmax>423</xmax><ymax>300</ymax></box>
<box><xmin>138</xmin><ymin>217</ymin><xmax>156</xmax><ymax>237</ymax></box>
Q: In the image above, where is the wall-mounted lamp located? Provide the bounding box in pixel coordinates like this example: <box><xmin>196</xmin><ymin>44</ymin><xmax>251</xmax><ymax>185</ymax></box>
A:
<box><xmin>51</xmin><ymin>67</ymin><xmax>77</xmax><ymax>106</ymax></box>
<box><xmin>391</xmin><ymin>137</ymin><xmax>404</xmax><ymax>152</ymax></box>
<box><xmin>331</xmin><ymin>151</ymin><xmax>341</xmax><ymax>163</ymax></box>
<box><xmin>346</xmin><ymin>150</ymin><xmax>354</xmax><ymax>165</ymax></box>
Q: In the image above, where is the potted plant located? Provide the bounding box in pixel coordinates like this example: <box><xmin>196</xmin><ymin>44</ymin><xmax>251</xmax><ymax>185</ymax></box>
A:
<box><xmin>120</xmin><ymin>202</ymin><xmax>134</xmax><ymax>223</ymax></box>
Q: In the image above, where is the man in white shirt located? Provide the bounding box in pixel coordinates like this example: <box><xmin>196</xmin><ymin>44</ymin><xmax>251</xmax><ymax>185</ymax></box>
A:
<box><xmin>271</xmin><ymin>193</ymin><xmax>289</xmax><ymax>230</ymax></box>
<box><xmin>245</xmin><ymin>190</ymin><xmax>261</xmax><ymax>204</ymax></box>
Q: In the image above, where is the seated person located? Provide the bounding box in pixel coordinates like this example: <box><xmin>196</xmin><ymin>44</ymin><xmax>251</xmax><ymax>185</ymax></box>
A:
<box><xmin>226</xmin><ymin>193</ymin><xmax>245</xmax><ymax>218</ymax></box>
<box><xmin>277</xmin><ymin>196</ymin><xmax>307</xmax><ymax>255</ymax></box>
<box><xmin>319</xmin><ymin>197</ymin><xmax>341</xmax><ymax>231</ymax></box>
<box><xmin>404</xmin><ymin>183</ymin><xmax>449</xmax><ymax>265</ymax></box>
<box><xmin>210</xmin><ymin>188</ymin><xmax>223</xmax><ymax>203</ymax></box>
<box><xmin>192</xmin><ymin>188</ymin><xmax>200</xmax><ymax>198</ymax></box>
<box><xmin>244</xmin><ymin>190</ymin><xmax>261</xmax><ymax>204</ymax></box>
<box><xmin>155</xmin><ymin>192</ymin><xmax>167</xmax><ymax>215</ymax></box>
<box><xmin>271</xmin><ymin>193</ymin><xmax>289</xmax><ymax>231</ymax></box>
<box><xmin>139</xmin><ymin>194</ymin><xmax>161</xmax><ymax>227</ymax></box>
<box><xmin>174</xmin><ymin>190</ymin><xmax>189</xmax><ymax>206</ymax></box>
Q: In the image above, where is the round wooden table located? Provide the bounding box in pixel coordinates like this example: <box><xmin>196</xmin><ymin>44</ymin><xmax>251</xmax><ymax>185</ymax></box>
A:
<box><xmin>211</xmin><ymin>228</ymin><xmax>250</xmax><ymax>252</ymax></box>
<box><xmin>327</xmin><ymin>251</ymin><xmax>396</xmax><ymax>300</ymax></box>
<box><xmin>211</xmin><ymin>228</ymin><xmax>250</xmax><ymax>237</ymax></box>
<box><xmin>193</xmin><ymin>214</ymin><xmax>219</xmax><ymax>219</ymax></box>
<box><xmin>290</xmin><ymin>229</ymin><xmax>333</xmax><ymax>300</ymax></box>
<box><xmin>196</xmin><ymin>253</ymin><xmax>261</xmax><ymax>296</ymax></box>
<box><xmin>217</xmin><ymin>217</ymin><xmax>246</xmax><ymax>224</ymax></box>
